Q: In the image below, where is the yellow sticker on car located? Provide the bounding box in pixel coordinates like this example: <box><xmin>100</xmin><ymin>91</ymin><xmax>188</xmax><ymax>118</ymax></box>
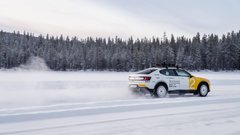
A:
<box><xmin>189</xmin><ymin>77</ymin><xmax>196</xmax><ymax>89</ymax></box>
<box><xmin>138</xmin><ymin>83</ymin><xmax>147</xmax><ymax>87</ymax></box>
<box><xmin>189</xmin><ymin>77</ymin><xmax>210</xmax><ymax>90</ymax></box>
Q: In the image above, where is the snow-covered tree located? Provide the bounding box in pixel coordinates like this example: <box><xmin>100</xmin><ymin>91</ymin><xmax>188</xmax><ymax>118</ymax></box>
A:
<box><xmin>0</xmin><ymin>30</ymin><xmax>240</xmax><ymax>71</ymax></box>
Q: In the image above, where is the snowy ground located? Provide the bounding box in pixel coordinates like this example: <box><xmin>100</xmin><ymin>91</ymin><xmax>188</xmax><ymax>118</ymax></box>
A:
<box><xmin>0</xmin><ymin>70</ymin><xmax>240</xmax><ymax>135</ymax></box>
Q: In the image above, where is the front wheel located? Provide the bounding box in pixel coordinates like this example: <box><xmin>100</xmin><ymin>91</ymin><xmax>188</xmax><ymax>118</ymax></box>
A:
<box><xmin>198</xmin><ymin>84</ymin><xmax>209</xmax><ymax>97</ymax></box>
<box><xmin>154</xmin><ymin>85</ymin><xmax>168</xmax><ymax>98</ymax></box>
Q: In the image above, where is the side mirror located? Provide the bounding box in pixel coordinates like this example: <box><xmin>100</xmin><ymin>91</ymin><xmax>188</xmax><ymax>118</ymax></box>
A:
<box><xmin>189</xmin><ymin>75</ymin><xmax>194</xmax><ymax>78</ymax></box>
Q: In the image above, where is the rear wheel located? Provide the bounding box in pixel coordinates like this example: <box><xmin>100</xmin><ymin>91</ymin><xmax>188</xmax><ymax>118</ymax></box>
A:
<box><xmin>154</xmin><ymin>85</ymin><xmax>168</xmax><ymax>98</ymax></box>
<box><xmin>198</xmin><ymin>84</ymin><xmax>209</xmax><ymax>97</ymax></box>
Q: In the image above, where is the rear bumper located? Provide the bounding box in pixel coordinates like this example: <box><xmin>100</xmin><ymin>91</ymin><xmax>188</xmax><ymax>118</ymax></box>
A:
<box><xmin>128</xmin><ymin>84</ymin><xmax>153</xmax><ymax>94</ymax></box>
<box><xmin>129</xmin><ymin>83</ymin><xmax>147</xmax><ymax>88</ymax></box>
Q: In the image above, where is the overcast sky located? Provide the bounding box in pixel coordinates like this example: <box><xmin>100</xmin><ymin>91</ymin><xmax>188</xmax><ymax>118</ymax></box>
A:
<box><xmin>0</xmin><ymin>0</ymin><xmax>240</xmax><ymax>38</ymax></box>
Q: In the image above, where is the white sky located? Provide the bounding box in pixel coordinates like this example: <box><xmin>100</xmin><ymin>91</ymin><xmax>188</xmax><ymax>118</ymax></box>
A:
<box><xmin>0</xmin><ymin>0</ymin><xmax>240</xmax><ymax>39</ymax></box>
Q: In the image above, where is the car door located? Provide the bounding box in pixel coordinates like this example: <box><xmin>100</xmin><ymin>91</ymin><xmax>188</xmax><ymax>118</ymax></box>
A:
<box><xmin>175</xmin><ymin>69</ymin><xmax>191</xmax><ymax>90</ymax></box>
<box><xmin>159</xmin><ymin>69</ymin><xmax>180</xmax><ymax>90</ymax></box>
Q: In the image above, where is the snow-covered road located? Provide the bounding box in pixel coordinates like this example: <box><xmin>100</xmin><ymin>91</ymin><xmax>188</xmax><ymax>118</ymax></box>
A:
<box><xmin>0</xmin><ymin>71</ymin><xmax>240</xmax><ymax>135</ymax></box>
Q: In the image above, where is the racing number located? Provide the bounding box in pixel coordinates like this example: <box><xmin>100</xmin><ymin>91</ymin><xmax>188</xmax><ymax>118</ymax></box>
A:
<box><xmin>189</xmin><ymin>77</ymin><xmax>195</xmax><ymax>89</ymax></box>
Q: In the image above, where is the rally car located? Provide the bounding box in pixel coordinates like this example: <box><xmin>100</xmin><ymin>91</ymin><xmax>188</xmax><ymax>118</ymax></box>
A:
<box><xmin>128</xmin><ymin>67</ymin><xmax>210</xmax><ymax>97</ymax></box>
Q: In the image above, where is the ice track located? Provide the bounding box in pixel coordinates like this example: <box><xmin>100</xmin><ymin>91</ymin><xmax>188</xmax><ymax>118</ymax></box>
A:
<box><xmin>0</xmin><ymin>71</ymin><xmax>240</xmax><ymax>135</ymax></box>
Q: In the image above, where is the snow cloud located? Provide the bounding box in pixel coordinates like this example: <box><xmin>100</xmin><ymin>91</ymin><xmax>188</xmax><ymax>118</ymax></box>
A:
<box><xmin>17</xmin><ymin>57</ymin><xmax>50</xmax><ymax>71</ymax></box>
<box><xmin>0</xmin><ymin>71</ymin><xmax>135</xmax><ymax>108</ymax></box>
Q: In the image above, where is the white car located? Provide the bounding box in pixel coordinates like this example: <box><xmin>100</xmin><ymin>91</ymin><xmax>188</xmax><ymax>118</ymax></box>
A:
<box><xmin>129</xmin><ymin>67</ymin><xmax>210</xmax><ymax>97</ymax></box>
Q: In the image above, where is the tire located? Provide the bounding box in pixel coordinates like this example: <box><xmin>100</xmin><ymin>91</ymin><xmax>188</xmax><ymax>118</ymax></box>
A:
<box><xmin>198</xmin><ymin>84</ymin><xmax>209</xmax><ymax>97</ymax></box>
<box><xmin>154</xmin><ymin>85</ymin><xmax>168</xmax><ymax>98</ymax></box>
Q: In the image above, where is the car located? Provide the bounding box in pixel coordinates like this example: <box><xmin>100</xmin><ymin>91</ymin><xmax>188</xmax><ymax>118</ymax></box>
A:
<box><xmin>128</xmin><ymin>67</ymin><xmax>210</xmax><ymax>97</ymax></box>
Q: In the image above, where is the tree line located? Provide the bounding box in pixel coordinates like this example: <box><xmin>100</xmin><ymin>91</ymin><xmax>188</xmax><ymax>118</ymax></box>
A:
<box><xmin>0</xmin><ymin>30</ymin><xmax>240</xmax><ymax>71</ymax></box>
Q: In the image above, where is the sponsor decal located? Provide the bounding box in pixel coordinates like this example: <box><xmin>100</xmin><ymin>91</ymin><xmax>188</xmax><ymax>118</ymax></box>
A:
<box><xmin>169</xmin><ymin>80</ymin><xmax>180</xmax><ymax>88</ymax></box>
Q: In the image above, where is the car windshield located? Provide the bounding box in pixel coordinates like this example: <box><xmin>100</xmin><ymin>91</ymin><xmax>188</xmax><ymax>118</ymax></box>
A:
<box><xmin>137</xmin><ymin>69</ymin><xmax>157</xmax><ymax>74</ymax></box>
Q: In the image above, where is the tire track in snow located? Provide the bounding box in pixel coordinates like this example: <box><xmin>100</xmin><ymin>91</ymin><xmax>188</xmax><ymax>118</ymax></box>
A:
<box><xmin>1</xmin><ymin>103</ymin><xmax>240</xmax><ymax>135</ymax></box>
<box><xmin>1</xmin><ymin>96</ymin><xmax>240</xmax><ymax>124</ymax></box>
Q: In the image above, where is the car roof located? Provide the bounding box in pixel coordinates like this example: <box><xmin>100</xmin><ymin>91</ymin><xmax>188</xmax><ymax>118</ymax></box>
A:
<box><xmin>147</xmin><ymin>67</ymin><xmax>181</xmax><ymax>70</ymax></box>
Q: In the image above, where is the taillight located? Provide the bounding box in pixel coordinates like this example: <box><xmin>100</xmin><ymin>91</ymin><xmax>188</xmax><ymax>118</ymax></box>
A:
<box><xmin>129</xmin><ymin>76</ymin><xmax>151</xmax><ymax>81</ymax></box>
<box><xmin>143</xmin><ymin>76</ymin><xmax>151</xmax><ymax>81</ymax></box>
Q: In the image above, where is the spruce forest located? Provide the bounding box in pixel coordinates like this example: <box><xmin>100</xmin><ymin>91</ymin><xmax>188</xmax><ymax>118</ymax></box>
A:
<box><xmin>0</xmin><ymin>30</ymin><xmax>240</xmax><ymax>71</ymax></box>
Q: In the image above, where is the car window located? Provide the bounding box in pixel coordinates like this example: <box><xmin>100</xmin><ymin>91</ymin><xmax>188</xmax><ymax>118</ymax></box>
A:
<box><xmin>160</xmin><ymin>69</ymin><xmax>176</xmax><ymax>76</ymax></box>
<box><xmin>137</xmin><ymin>69</ymin><xmax>157</xmax><ymax>74</ymax></box>
<box><xmin>175</xmin><ymin>69</ymin><xmax>191</xmax><ymax>77</ymax></box>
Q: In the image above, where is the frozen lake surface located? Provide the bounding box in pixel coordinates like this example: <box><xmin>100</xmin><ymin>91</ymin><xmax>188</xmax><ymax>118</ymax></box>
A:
<box><xmin>0</xmin><ymin>71</ymin><xmax>240</xmax><ymax>135</ymax></box>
